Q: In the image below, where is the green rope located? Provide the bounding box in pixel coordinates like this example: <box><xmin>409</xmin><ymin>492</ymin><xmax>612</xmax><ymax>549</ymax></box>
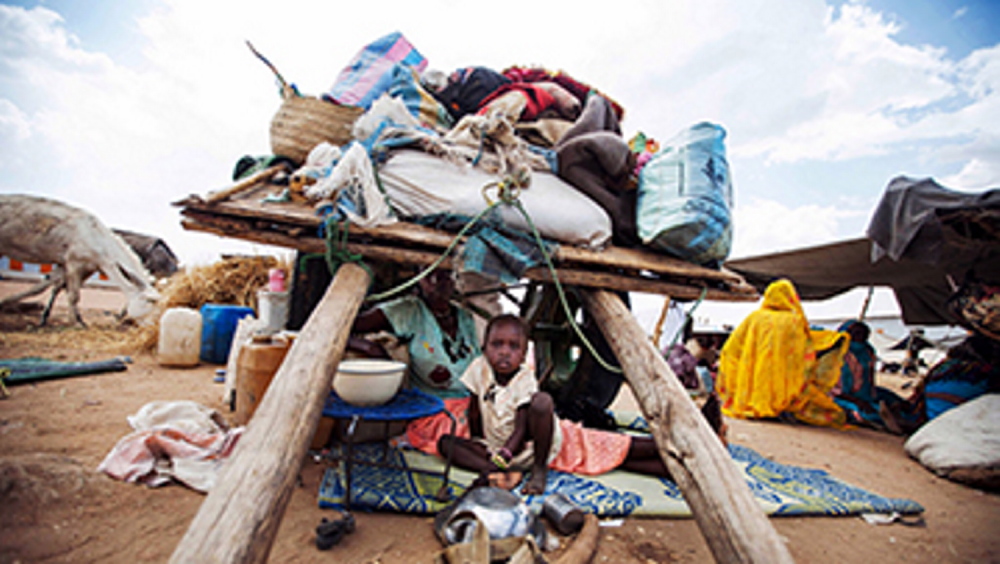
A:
<box><xmin>364</xmin><ymin>200</ymin><xmax>503</xmax><ymax>303</ymax></box>
<box><xmin>510</xmin><ymin>198</ymin><xmax>622</xmax><ymax>374</ymax></box>
<box><xmin>298</xmin><ymin>215</ymin><xmax>374</xmax><ymax>282</ymax></box>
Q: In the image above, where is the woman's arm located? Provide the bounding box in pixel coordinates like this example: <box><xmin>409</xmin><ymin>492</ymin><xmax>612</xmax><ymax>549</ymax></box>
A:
<box><xmin>352</xmin><ymin>307</ymin><xmax>390</xmax><ymax>334</ymax></box>
<box><xmin>347</xmin><ymin>307</ymin><xmax>393</xmax><ymax>358</ymax></box>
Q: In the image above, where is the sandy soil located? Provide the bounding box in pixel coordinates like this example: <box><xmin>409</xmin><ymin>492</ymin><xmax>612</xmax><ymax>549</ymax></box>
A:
<box><xmin>1</xmin><ymin>279</ymin><xmax>998</xmax><ymax>563</ymax></box>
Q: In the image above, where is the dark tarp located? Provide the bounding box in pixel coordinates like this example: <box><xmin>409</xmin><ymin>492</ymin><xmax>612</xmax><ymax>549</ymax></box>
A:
<box><xmin>113</xmin><ymin>228</ymin><xmax>179</xmax><ymax>278</ymax></box>
<box><xmin>0</xmin><ymin>356</ymin><xmax>129</xmax><ymax>385</ymax></box>
<box><xmin>867</xmin><ymin>176</ymin><xmax>1000</xmax><ymax>273</ymax></box>
<box><xmin>725</xmin><ymin>176</ymin><xmax>1000</xmax><ymax>326</ymax></box>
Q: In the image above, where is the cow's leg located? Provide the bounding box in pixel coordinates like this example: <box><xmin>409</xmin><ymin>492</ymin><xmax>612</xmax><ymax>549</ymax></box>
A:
<box><xmin>61</xmin><ymin>265</ymin><xmax>87</xmax><ymax>327</ymax></box>
<box><xmin>39</xmin><ymin>270</ymin><xmax>68</xmax><ymax>326</ymax></box>
<box><xmin>0</xmin><ymin>278</ymin><xmax>55</xmax><ymax>309</ymax></box>
<box><xmin>40</xmin><ymin>282</ymin><xmax>64</xmax><ymax>326</ymax></box>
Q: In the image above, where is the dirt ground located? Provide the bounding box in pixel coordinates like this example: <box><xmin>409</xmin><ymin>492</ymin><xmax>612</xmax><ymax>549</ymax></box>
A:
<box><xmin>1</xmin><ymin>279</ymin><xmax>998</xmax><ymax>563</ymax></box>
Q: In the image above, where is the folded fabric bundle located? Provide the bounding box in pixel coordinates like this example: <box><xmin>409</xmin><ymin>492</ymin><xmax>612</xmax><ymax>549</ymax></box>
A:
<box><xmin>326</xmin><ymin>31</ymin><xmax>427</xmax><ymax>110</ymax></box>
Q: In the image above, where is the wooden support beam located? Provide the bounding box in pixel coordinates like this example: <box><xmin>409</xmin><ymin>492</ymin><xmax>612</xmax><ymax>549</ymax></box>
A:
<box><xmin>170</xmin><ymin>263</ymin><xmax>371</xmax><ymax>564</ymax></box>
<box><xmin>180</xmin><ymin>218</ymin><xmax>757</xmax><ymax>302</ymax></box>
<box><xmin>581</xmin><ymin>289</ymin><xmax>794</xmax><ymax>564</ymax></box>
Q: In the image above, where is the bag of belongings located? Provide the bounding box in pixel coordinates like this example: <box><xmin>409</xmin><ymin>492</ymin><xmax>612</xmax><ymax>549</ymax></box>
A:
<box><xmin>635</xmin><ymin>122</ymin><xmax>733</xmax><ymax>268</ymax></box>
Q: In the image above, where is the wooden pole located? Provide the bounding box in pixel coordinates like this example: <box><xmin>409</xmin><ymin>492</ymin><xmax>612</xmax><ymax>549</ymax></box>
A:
<box><xmin>203</xmin><ymin>164</ymin><xmax>284</xmax><ymax>204</ymax></box>
<box><xmin>650</xmin><ymin>296</ymin><xmax>672</xmax><ymax>349</ymax></box>
<box><xmin>859</xmin><ymin>286</ymin><xmax>874</xmax><ymax>321</ymax></box>
<box><xmin>170</xmin><ymin>262</ymin><xmax>371</xmax><ymax>564</ymax></box>
<box><xmin>581</xmin><ymin>289</ymin><xmax>794</xmax><ymax>564</ymax></box>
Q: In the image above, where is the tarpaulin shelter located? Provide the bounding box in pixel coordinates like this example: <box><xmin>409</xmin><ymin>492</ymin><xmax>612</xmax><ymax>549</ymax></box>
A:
<box><xmin>725</xmin><ymin>176</ymin><xmax>1000</xmax><ymax>326</ymax></box>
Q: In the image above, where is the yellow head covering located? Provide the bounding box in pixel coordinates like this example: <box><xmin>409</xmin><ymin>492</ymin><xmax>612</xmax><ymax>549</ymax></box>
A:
<box><xmin>717</xmin><ymin>278</ymin><xmax>847</xmax><ymax>427</ymax></box>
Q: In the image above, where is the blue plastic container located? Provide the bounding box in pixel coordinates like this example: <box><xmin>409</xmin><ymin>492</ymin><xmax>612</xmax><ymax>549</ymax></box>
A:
<box><xmin>199</xmin><ymin>304</ymin><xmax>255</xmax><ymax>364</ymax></box>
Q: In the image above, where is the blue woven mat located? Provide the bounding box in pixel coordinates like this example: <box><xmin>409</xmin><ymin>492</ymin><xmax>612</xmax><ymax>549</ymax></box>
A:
<box><xmin>317</xmin><ymin>442</ymin><xmax>924</xmax><ymax>518</ymax></box>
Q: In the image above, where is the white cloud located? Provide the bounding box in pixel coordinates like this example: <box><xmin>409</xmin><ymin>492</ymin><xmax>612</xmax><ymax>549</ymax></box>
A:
<box><xmin>0</xmin><ymin>98</ymin><xmax>31</xmax><ymax>142</ymax></box>
<box><xmin>0</xmin><ymin>0</ymin><xmax>996</xmax><ymax>275</ymax></box>
<box><xmin>729</xmin><ymin>197</ymin><xmax>868</xmax><ymax>257</ymax></box>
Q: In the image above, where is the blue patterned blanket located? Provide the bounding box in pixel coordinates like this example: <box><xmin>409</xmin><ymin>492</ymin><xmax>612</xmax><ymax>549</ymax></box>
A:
<box><xmin>317</xmin><ymin>442</ymin><xmax>923</xmax><ymax>517</ymax></box>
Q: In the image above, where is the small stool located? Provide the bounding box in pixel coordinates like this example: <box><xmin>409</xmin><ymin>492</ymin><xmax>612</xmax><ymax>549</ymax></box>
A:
<box><xmin>319</xmin><ymin>388</ymin><xmax>456</xmax><ymax>509</ymax></box>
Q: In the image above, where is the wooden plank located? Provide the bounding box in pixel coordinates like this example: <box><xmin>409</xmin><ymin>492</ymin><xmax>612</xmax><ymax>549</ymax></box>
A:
<box><xmin>180</xmin><ymin>217</ymin><xmax>757</xmax><ymax>301</ymax></box>
<box><xmin>581</xmin><ymin>289</ymin><xmax>795</xmax><ymax>564</ymax></box>
<box><xmin>523</xmin><ymin>267</ymin><xmax>756</xmax><ymax>302</ymax></box>
<box><xmin>169</xmin><ymin>263</ymin><xmax>371</xmax><ymax>564</ymax></box>
<box><xmin>176</xmin><ymin>185</ymin><xmax>748</xmax><ymax>285</ymax></box>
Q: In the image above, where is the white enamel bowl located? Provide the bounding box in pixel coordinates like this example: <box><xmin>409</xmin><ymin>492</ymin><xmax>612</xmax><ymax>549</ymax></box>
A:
<box><xmin>333</xmin><ymin>359</ymin><xmax>406</xmax><ymax>406</ymax></box>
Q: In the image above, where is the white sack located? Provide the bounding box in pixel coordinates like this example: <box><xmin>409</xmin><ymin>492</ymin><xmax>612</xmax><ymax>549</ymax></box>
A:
<box><xmin>904</xmin><ymin>394</ymin><xmax>1000</xmax><ymax>487</ymax></box>
<box><xmin>377</xmin><ymin>149</ymin><xmax>611</xmax><ymax>249</ymax></box>
<box><xmin>353</xmin><ymin>93</ymin><xmax>420</xmax><ymax>141</ymax></box>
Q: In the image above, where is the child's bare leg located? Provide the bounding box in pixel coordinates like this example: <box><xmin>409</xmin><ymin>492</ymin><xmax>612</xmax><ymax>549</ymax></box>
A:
<box><xmin>488</xmin><ymin>471</ymin><xmax>524</xmax><ymax>490</ymax></box>
<box><xmin>522</xmin><ymin>392</ymin><xmax>555</xmax><ymax>495</ymax></box>
<box><xmin>620</xmin><ymin>436</ymin><xmax>672</xmax><ymax>479</ymax></box>
<box><xmin>438</xmin><ymin>435</ymin><xmax>494</xmax><ymax>473</ymax></box>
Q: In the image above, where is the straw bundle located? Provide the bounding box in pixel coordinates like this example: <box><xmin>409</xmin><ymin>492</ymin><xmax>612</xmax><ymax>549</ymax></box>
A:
<box><xmin>269</xmin><ymin>86</ymin><xmax>363</xmax><ymax>164</ymax></box>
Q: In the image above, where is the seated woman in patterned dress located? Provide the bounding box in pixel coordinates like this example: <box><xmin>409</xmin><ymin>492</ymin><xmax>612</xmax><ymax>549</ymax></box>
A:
<box><xmin>880</xmin><ymin>332</ymin><xmax>1000</xmax><ymax>435</ymax></box>
<box><xmin>349</xmin><ymin>268</ymin><xmax>479</xmax><ymax>455</ymax></box>
<box><xmin>832</xmin><ymin>320</ymin><xmax>907</xmax><ymax>430</ymax></box>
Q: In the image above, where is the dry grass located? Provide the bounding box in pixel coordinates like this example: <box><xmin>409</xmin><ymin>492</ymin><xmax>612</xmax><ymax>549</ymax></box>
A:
<box><xmin>0</xmin><ymin>256</ymin><xmax>293</xmax><ymax>358</ymax></box>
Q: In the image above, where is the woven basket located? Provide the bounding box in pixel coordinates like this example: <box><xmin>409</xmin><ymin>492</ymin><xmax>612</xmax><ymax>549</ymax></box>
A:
<box><xmin>269</xmin><ymin>85</ymin><xmax>364</xmax><ymax>164</ymax></box>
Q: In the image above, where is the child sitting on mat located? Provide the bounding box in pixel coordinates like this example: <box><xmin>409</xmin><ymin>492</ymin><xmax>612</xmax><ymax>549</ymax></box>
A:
<box><xmin>438</xmin><ymin>313</ymin><xmax>727</xmax><ymax>495</ymax></box>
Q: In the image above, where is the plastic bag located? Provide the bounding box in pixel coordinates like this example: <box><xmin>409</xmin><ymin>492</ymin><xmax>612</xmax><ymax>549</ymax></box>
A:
<box><xmin>636</xmin><ymin>122</ymin><xmax>733</xmax><ymax>267</ymax></box>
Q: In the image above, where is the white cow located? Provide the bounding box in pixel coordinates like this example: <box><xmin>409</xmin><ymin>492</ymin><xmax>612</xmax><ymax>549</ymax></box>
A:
<box><xmin>0</xmin><ymin>194</ymin><xmax>160</xmax><ymax>326</ymax></box>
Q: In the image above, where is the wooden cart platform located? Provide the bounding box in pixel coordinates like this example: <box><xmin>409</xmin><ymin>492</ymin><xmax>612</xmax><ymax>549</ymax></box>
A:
<box><xmin>174</xmin><ymin>171</ymin><xmax>759</xmax><ymax>304</ymax></box>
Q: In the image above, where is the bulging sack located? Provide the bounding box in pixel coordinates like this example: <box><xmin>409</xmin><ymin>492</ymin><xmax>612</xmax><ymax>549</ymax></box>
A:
<box><xmin>636</xmin><ymin>122</ymin><xmax>733</xmax><ymax>267</ymax></box>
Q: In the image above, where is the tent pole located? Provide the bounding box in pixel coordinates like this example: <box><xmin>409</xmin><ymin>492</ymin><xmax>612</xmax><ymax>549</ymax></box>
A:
<box><xmin>859</xmin><ymin>286</ymin><xmax>874</xmax><ymax>321</ymax></box>
<box><xmin>581</xmin><ymin>289</ymin><xmax>795</xmax><ymax>564</ymax></box>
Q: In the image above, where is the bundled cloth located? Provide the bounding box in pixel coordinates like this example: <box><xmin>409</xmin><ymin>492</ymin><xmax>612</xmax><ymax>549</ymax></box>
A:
<box><xmin>325</xmin><ymin>31</ymin><xmax>427</xmax><ymax>110</ymax></box>
<box><xmin>98</xmin><ymin>401</ymin><xmax>243</xmax><ymax>492</ymax></box>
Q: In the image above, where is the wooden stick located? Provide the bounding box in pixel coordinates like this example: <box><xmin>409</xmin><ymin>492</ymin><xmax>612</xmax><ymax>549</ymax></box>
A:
<box><xmin>581</xmin><ymin>289</ymin><xmax>795</xmax><ymax>564</ymax></box>
<box><xmin>650</xmin><ymin>296</ymin><xmax>672</xmax><ymax>348</ymax></box>
<box><xmin>170</xmin><ymin>263</ymin><xmax>371</xmax><ymax>563</ymax></box>
<box><xmin>204</xmin><ymin>164</ymin><xmax>285</xmax><ymax>204</ymax></box>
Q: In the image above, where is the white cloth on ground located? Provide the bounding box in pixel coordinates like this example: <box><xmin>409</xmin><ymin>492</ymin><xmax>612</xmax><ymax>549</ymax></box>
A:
<box><xmin>98</xmin><ymin>400</ymin><xmax>243</xmax><ymax>492</ymax></box>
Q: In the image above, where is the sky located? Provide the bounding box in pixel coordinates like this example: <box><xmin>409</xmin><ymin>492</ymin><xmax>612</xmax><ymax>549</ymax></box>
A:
<box><xmin>1</xmin><ymin>0</ymin><xmax>998</xmax><ymax>329</ymax></box>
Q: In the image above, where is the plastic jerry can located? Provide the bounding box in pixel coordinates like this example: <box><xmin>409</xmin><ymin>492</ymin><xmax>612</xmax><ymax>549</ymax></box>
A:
<box><xmin>233</xmin><ymin>334</ymin><xmax>291</xmax><ymax>425</ymax></box>
<box><xmin>200</xmin><ymin>304</ymin><xmax>255</xmax><ymax>364</ymax></box>
<box><xmin>157</xmin><ymin>307</ymin><xmax>202</xmax><ymax>367</ymax></box>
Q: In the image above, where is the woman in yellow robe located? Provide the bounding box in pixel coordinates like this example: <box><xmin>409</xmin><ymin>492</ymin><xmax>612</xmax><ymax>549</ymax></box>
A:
<box><xmin>716</xmin><ymin>279</ymin><xmax>849</xmax><ymax>427</ymax></box>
